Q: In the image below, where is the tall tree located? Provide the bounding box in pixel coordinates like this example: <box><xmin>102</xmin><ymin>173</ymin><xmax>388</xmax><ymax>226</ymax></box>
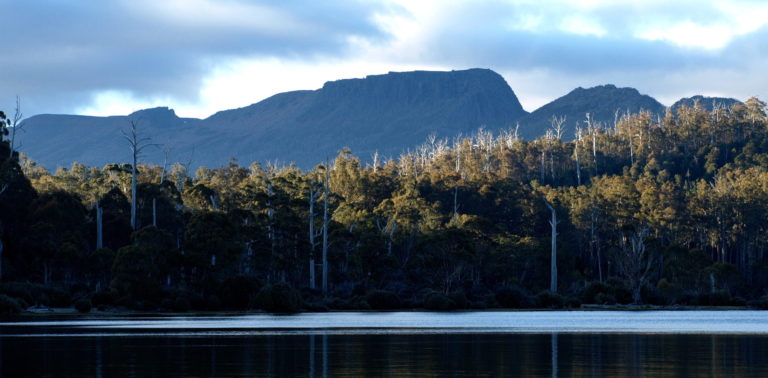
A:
<box><xmin>121</xmin><ymin>120</ymin><xmax>157</xmax><ymax>230</ymax></box>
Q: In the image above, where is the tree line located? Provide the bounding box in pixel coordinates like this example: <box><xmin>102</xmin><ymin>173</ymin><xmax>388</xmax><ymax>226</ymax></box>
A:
<box><xmin>1</xmin><ymin>97</ymin><xmax>768</xmax><ymax>313</ymax></box>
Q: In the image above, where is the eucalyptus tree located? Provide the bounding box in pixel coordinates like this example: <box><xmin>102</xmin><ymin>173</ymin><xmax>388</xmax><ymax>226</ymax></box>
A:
<box><xmin>121</xmin><ymin>120</ymin><xmax>158</xmax><ymax>230</ymax></box>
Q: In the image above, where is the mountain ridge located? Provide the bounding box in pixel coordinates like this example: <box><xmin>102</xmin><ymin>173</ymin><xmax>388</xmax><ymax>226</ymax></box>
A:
<box><xmin>17</xmin><ymin>69</ymin><xmax>745</xmax><ymax>170</ymax></box>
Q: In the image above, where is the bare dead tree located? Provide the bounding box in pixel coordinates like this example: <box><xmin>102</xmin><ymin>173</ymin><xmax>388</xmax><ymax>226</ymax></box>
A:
<box><xmin>160</xmin><ymin>147</ymin><xmax>171</xmax><ymax>184</ymax></box>
<box><xmin>371</xmin><ymin>150</ymin><xmax>379</xmax><ymax>173</ymax></box>
<box><xmin>96</xmin><ymin>201</ymin><xmax>103</xmax><ymax>249</ymax></box>
<box><xmin>321</xmin><ymin>162</ymin><xmax>331</xmax><ymax>295</ymax></box>
<box><xmin>376</xmin><ymin>215</ymin><xmax>397</xmax><ymax>257</ymax></box>
<box><xmin>616</xmin><ymin>227</ymin><xmax>654</xmax><ymax>304</ymax></box>
<box><xmin>121</xmin><ymin>120</ymin><xmax>159</xmax><ymax>230</ymax></box>
<box><xmin>9</xmin><ymin>96</ymin><xmax>24</xmax><ymax>159</ymax></box>
<box><xmin>574</xmin><ymin>126</ymin><xmax>582</xmax><ymax>186</ymax></box>
<box><xmin>544</xmin><ymin>199</ymin><xmax>559</xmax><ymax>293</ymax></box>
<box><xmin>308</xmin><ymin>177</ymin><xmax>322</xmax><ymax>289</ymax></box>
<box><xmin>451</xmin><ymin>186</ymin><xmax>460</xmax><ymax>225</ymax></box>
<box><xmin>550</xmin><ymin>115</ymin><xmax>566</xmax><ymax>140</ymax></box>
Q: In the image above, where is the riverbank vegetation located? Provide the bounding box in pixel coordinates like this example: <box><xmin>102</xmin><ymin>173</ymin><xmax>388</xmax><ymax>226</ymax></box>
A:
<box><xmin>1</xmin><ymin>99</ymin><xmax>768</xmax><ymax>313</ymax></box>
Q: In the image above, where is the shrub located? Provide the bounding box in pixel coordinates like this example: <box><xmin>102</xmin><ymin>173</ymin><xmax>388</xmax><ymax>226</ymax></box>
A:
<box><xmin>707</xmin><ymin>290</ymin><xmax>732</xmax><ymax>306</ymax></box>
<box><xmin>536</xmin><ymin>291</ymin><xmax>564</xmax><ymax>308</ymax></box>
<box><xmin>423</xmin><ymin>292</ymin><xmax>455</xmax><ymax>311</ymax></box>
<box><xmin>641</xmin><ymin>286</ymin><xmax>667</xmax><ymax>306</ymax></box>
<box><xmin>594</xmin><ymin>293</ymin><xmax>616</xmax><ymax>305</ymax></box>
<box><xmin>0</xmin><ymin>295</ymin><xmax>22</xmax><ymax>315</ymax></box>
<box><xmin>91</xmin><ymin>290</ymin><xmax>115</xmax><ymax>307</ymax></box>
<box><xmin>252</xmin><ymin>283</ymin><xmax>303</xmax><ymax>313</ymax></box>
<box><xmin>0</xmin><ymin>282</ymin><xmax>34</xmax><ymax>305</ymax></box>
<box><xmin>581</xmin><ymin>281</ymin><xmax>612</xmax><ymax>304</ymax></box>
<box><xmin>495</xmin><ymin>286</ymin><xmax>533</xmax><ymax>308</ymax></box>
<box><xmin>366</xmin><ymin>290</ymin><xmax>402</xmax><ymax>310</ymax></box>
<box><xmin>747</xmin><ymin>296</ymin><xmax>768</xmax><ymax>310</ymax></box>
<box><xmin>172</xmin><ymin>297</ymin><xmax>191</xmax><ymax>312</ymax></box>
<box><xmin>74</xmin><ymin>299</ymin><xmax>92</xmax><ymax>313</ymax></box>
<box><xmin>562</xmin><ymin>296</ymin><xmax>582</xmax><ymax>308</ymax></box>
<box><xmin>448</xmin><ymin>291</ymin><xmax>470</xmax><ymax>309</ymax></box>
<box><xmin>220</xmin><ymin>276</ymin><xmax>261</xmax><ymax>310</ymax></box>
<box><xmin>612</xmin><ymin>287</ymin><xmax>633</xmax><ymax>305</ymax></box>
<box><xmin>45</xmin><ymin>287</ymin><xmax>72</xmax><ymax>307</ymax></box>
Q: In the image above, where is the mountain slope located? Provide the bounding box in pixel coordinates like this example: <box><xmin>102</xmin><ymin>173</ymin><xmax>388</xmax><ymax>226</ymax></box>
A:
<box><xmin>671</xmin><ymin>95</ymin><xmax>742</xmax><ymax>112</ymax></box>
<box><xmin>18</xmin><ymin>107</ymin><xmax>201</xmax><ymax>169</ymax></box>
<box><xmin>518</xmin><ymin>85</ymin><xmax>665</xmax><ymax>139</ymax></box>
<box><xmin>20</xmin><ymin>68</ymin><xmax>527</xmax><ymax>169</ymax></box>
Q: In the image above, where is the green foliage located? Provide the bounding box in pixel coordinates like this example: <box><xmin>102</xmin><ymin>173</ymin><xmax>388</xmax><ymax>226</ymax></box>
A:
<box><xmin>74</xmin><ymin>298</ymin><xmax>92</xmax><ymax>313</ymax></box>
<box><xmin>366</xmin><ymin>290</ymin><xmax>402</xmax><ymax>310</ymax></box>
<box><xmin>252</xmin><ymin>283</ymin><xmax>303</xmax><ymax>313</ymax></box>
<box><xmin>0</xmin><ymin>294</ymin><xmax>22</xmax><ymax>315</ymax></box>
<box><xmin>220</xmin><ymin>276</ymin><xmax>262</xmax><ymax>310</ymax></box>
<box><xmin>536</xmin><ymin>291</ymin><xmax>565</xmax><ymax>308</ymax></box>
<box><xmin>581</xmin><ymin>281</ymin><xmax>613</xmax><ymax>304</ymax></box>
<box><xmin>423</xmin><ymin>291</ymin><xmax>455</xmax><ymax>311</ymax></box>
<box><xmin>495</xmin><ymin>286</ymin><xmax>534</xmax><ymax>308</ymax></box>
<box><xmin>4</xmin><ymin>100</ymin><xmax>768</xmax><ymax>310</ymax></box>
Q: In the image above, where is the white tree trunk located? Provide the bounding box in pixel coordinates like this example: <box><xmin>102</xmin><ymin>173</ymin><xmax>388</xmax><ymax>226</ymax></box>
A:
<box><xmin>321</xmin><ymin>166</ymin><xmax>330</xmax><ymax>295</ymax></box>
<box><xmin>544</xmin><ymin>200</ymin><xmax>558</xmax><ymax>293</ymax></box>
<box><xmin>96</xmin><ymin>202</ymin><xmax>103</xmax><ymax>249</ymax></box>
<box><xmin>131</xmin><ymin>159</ymin><xmax>137</xmax><ymax>230</ymax></box>
<box><xmin>308</xmin><ymin>185</ymin><xmax>317</xmax><ymax>290</ymax></box>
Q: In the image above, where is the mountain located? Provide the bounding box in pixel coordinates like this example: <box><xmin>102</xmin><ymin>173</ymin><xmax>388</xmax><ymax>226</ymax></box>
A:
<box><xmin>671</xmin><ymin>95</ymin><xmax>742</xmax><ymax>112</ymax></box>
<box><xmin>517</xmin><ymin>85</ymin><xmax>665</xmax><ymax>139</ymax></box>
<box><xmin>17</xmin><ymin>107</ymin><xmax>201</xmax><ymax>170</ymax></box>
<box><xmin>19</xmin><ymin>68</ymin><xmax>527</xmax><ymax>169</ymax></box>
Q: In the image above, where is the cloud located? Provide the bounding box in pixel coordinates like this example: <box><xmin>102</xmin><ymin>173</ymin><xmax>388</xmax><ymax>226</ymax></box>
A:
<box><xmin>0</xmin><ymin>0</ymin><xmax>395</xmax><ymax>115</ymax></box>
<box><xmin>1</xmin><ymin>0</ymin><xmax>767</xmax><ymax>118</ymax></box>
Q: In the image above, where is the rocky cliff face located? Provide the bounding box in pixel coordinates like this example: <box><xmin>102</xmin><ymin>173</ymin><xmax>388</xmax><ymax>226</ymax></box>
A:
<box><xmin>20</xmin><ymin>69</ymin><xmax>527</xmax><ymax>169</ymax></box>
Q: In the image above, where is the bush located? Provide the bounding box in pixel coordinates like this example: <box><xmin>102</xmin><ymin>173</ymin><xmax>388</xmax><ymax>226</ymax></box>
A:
<box><xmin>536</xmin><ymin>291</ymin><xmax>564</xmax><ymax>308</ymax></box>
<box><xmin>641</xmin><ymin>286</ymin><xmax>666</xmax><ymax>306</ymax></box>
<box><xmin>562</xmin><ymin>296</ymin><xmax>581</xmax><ymax>308</ymax></box>
<box><xmin>656</xmin><ymin>279</ymin><xmax>681</xmax><ymax>303</ymax></box>
<box><xmin>448</xmin><ymin>291</ymin><xmax>470</xmax><ymax>309</ymax></box>
<box><xmin>91</xmin><ymin>290</ymin><xmax>115</xmax><ymax>307</ymax></box>
<box><xmin>0</xmin><ymin>282</ymin><xmax>72</xmax><ymax>307</ymax></box>
<box><xmin>747</xmin><ymin>296</ymin><xmax>768</xmax><ymax>310</ymax></box>
<box><xmin>612</xmin><ymin>287</ymin><xmax>633</xmax><ymax>305</ymax></box>
<box><xmin>252</xmin><ymin>283</ymin><xmax>303</xmax><ymax>313</ymax></box>
<box><xmin>220</xmin><ymin>276</ymin><xmax>261</xmax><ymax>310</ymax></box>
<box><xmin>0</xmin><ymin>282</ymin><xmax>34</xmax><ymax>305</ymax></box>
<box><xmin>495</xmin><ymin>286</ymin><xmax>533</xmax><ymax>308</ymax></box>
<box><xmin>423</xmin><ymin>292</ymin><xmax>455</xmax><ymax>311</ymax></box>
<box><xmin>366</xmin><ymin>290</ymin><xmax>402</xmax><ymax>310</ymax></box>
<box><xmin>594</xmin><ymin>293</ymin><xmax>616</xmax><ymax>305</ymax></box>
<box><xmin>74</xmin><ymin>299</ymin><xmax>92</xmax><ymax>313</ymax></box>
<box><xmin>172</xmin><ymin>297</ymin><xmax>191</xmax><ymax>312</ymax></box>
<box><xmin>581</xmin><ymin>281</ymin><xmax>612</xmax><ymax>304</ymax></box>
<box><xmin>707</xmin><ymin>290</ymin><xmax>732</xmax><ymax>306</ymax></box>
<box><xmin>0</xmin><ymin>294</ymin><xmax>22</xmax><ymax>315</ymax></box>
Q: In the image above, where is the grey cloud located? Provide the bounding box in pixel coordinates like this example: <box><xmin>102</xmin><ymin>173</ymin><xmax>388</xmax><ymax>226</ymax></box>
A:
<box><xmin>391</xmin><ymin>1</ymin><xmax>768</xmax><ymax>105</ymax></box>
<box><xmin>0</xmin><ymin>0</ymin><xmax>394</xmax><ymax>115</ymax></box>
<box><xmin>405</xmin><ymin>1</ymin><xmax>761</xmax><ymax>73</ymax></box>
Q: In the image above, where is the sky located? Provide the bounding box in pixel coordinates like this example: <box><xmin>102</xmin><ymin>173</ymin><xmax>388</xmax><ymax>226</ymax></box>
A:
<box><xmin>2</xmin><ymin>0</ymin><xmax>768</xmax><ymax>119</ymax></box>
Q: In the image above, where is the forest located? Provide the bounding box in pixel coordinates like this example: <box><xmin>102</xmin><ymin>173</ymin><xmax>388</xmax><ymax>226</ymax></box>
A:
<box><xmin>1</xmin><ymin>98</ymin><xmax>768</xmax><ymax>313</ymax></box>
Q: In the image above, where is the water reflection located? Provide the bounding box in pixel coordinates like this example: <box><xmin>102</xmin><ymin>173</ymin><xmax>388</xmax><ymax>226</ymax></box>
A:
<box><xmin>2</xmin><ymin>331</ymin><xmax>768</xmax><ymax>377</ymax></box>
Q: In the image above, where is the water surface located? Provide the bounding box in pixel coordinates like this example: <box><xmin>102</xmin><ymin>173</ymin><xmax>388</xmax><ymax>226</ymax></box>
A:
<box><xmin>1</xmin><ymin>311</ymin><xmax>766</xmax><ymax>377</ymax></box>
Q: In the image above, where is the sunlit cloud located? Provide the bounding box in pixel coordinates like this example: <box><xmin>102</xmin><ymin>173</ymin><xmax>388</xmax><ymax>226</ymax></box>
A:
<box><xmin>2</xmin><ymin>0</ymin><xmax>767</xmax><ymax>118</ymax></box>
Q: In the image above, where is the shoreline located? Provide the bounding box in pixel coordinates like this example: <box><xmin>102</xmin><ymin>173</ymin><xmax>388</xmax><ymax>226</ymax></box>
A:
<box><xmin>13</xmin><ymin>304</ymin><xmax>755</xmax><ymax>317</ymax></box>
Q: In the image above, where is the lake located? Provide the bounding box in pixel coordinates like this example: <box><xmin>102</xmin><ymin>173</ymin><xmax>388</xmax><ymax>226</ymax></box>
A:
<box><xmin>1</xmin><ymin>311</ymin><xmax>767</xmax><ymax>377</ymax></box>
